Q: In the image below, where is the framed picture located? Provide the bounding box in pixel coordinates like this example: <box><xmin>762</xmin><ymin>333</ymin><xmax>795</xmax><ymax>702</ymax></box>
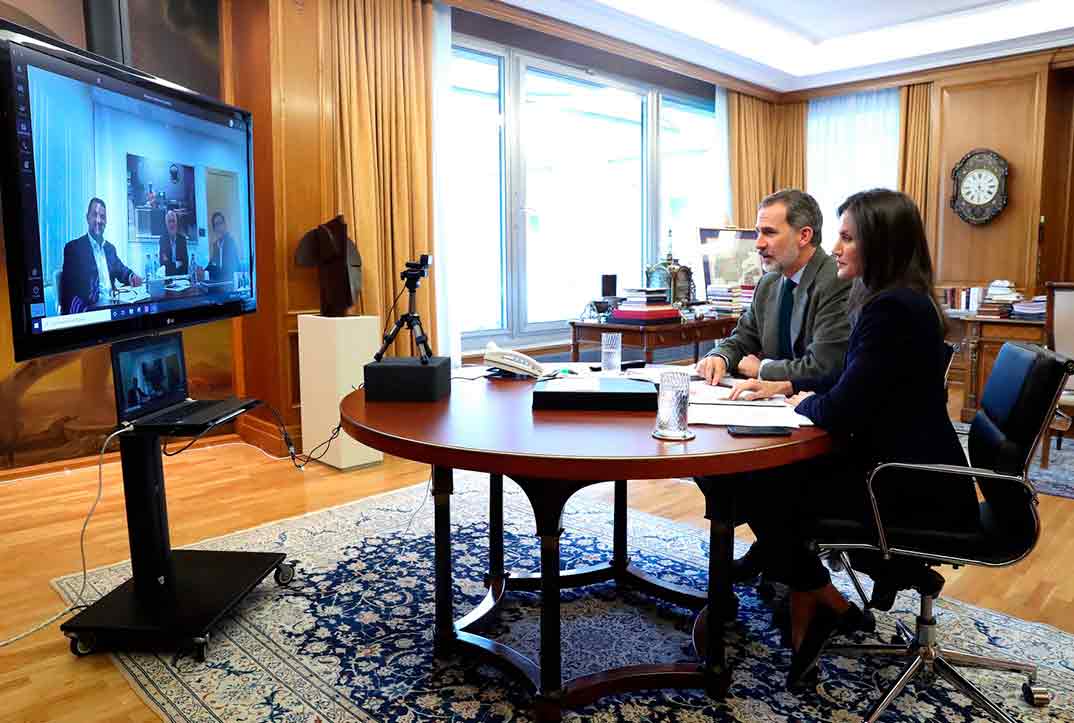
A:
<box><xmin>698</xmin><ymin>227</ymin><xmax>761</xmax><ymax>290</ymax></box>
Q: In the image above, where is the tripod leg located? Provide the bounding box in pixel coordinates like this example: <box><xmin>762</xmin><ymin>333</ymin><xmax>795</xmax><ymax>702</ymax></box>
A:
<box><xmin>408</xmin><ymin>315</ymin><xmax>434</xmax><ymax>362</ymax></box>
<box><xmin>374</xmin><ymin>316</ymin><xmax>409</xmax><ymax>361</ymax></box>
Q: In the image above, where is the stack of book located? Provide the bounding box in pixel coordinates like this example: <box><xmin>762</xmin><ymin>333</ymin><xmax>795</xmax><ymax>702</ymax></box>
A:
<box><xmin>612</xmin><ymin>287</ymin><xmax>681</xmax><ymax>325</ymax></box>
<box><xmin>1011</xmin><ymin>295</ymin><xmax>1046</xmax><ymax>321</ymax></box>
<box><xmin>705</xmin><ymin>283</ymin><xmax>745</xmax><ymax>315</ymax></box>
<box><xmin>975</xmin><ymin>279</ymin><xmax>1023</xmax><ymax>319</ymax></box>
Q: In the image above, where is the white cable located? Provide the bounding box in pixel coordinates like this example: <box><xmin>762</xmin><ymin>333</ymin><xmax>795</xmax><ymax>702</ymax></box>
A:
<box><xmin>0</xmin><ymin>425</ymin><xmax>132</xmax><ymax>648</ymax></box>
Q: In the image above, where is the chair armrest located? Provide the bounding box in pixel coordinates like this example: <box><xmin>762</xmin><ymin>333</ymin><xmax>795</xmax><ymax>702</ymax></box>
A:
<box><xmin>864</xmin><ymin>462</ymin><xmax>1032</xmax><ymax>556</ymax></box>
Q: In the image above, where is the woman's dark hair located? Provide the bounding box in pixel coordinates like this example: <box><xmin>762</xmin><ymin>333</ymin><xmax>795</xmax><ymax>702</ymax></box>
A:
<box><xmin>837</xmin><ymin>188</ymin><xmax>945</xmax><ymax>330</ymax></box>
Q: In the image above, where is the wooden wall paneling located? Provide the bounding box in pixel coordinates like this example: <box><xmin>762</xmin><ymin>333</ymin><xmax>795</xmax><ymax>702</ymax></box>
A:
<box><xmin>927</xmin><ymin>62</ymin><xmax>1049</xmax><ymax>290</ymax></box>
<box><xmin>1040</xmin><ymin>70</ymin><xmax>1074</xmax><ymax>286</ymax></box>
<box><xmin>226</xmin><ymin>0</ymin><xmax>335</xmax><ymax>455</ymax></box>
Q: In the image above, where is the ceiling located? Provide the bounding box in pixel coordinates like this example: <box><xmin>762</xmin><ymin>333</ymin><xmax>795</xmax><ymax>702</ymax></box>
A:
<box><xmin>496</xmin><ymin>0</ymin><xmax>1074</xmax><ymax>92</ymax></box>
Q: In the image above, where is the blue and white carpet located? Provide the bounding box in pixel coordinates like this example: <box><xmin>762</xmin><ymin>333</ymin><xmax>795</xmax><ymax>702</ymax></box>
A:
<box><xmin>54</xmin><ymin>474</ymin><xmax>1074</xmax><ymax>722</ymax></box>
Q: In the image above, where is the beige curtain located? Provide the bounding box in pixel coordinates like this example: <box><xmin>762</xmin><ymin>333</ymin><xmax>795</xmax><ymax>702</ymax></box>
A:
<box><xmin>728</xmin><ymin>91</ymin><xmax>774</xmax><ymax>227</ymax></box>
<box><xmin>771</xmin><ymin>100</ymin><xmax>807</xmax><ymax>191</ymax></box>
<box><xmin>729</xmin><ymin>92</ymin><xmax>807</xmax><ymax>226</ymax></box>
<box><xmin>899</xmin><ymin>82</ymin><xmax>932</xmax><ymax>221</ymax></box>
<box><xmin>331</xmin><ymin>0</ymin><xmax>435</xmax><ymax>356</ymax></box>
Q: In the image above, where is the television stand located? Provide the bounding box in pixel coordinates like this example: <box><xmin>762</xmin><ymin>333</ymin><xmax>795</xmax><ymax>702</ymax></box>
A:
<box><xmin>60</xmin><ymin>419</ymin><xmax>291</xmax><ymax>662</ymax></box>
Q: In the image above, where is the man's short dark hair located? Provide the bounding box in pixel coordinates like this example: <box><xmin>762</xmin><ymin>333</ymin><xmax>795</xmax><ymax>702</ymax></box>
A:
<box><xmin>211</xmin><ymin>211</ymin><xmax>226</xmax><ymax>227</ymax></box>
<box><xmin>86</xmin><ymin>197</ymin><xmax>106</xmax><ymax>215</ymax></box>
<box><xmin>758</xmin><ymin>189</ymin><xmax>822</xmax><ymax>247</ymax></box>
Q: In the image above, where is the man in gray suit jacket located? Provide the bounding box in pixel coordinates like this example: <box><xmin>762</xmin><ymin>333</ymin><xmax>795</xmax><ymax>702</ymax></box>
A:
<box><xmin>696</xmin><ymin>189</ymin><xmax>851</xmax><ymax>583</ymax></box>
<box><xmin>696</xmin><ymin>189</ymin><xmax>850</xmax><ymax>387</ymax></box>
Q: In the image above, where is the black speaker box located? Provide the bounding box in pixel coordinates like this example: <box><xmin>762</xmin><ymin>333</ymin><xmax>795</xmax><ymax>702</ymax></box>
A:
<box><xmin>601</xmin><ymin>274</ymin><xmax>617</xmax><ymax>297</ymax></box>
<box><xmin>364</xmin><ymin>356</ymin><xmax>451</xmax><ymax>401</ymax></box>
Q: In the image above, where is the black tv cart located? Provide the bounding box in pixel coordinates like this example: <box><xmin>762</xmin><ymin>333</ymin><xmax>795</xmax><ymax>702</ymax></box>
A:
<box><xmin>60</xmin><ymin>421</ymin><xmax>292</xmax><ymax>662</ymax></box>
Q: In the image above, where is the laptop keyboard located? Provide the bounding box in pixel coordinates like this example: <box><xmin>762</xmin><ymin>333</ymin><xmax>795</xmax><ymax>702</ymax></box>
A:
<box><xmin>145</xmin><ymin>400</ymin><xmax>229</xmax><ymax>426</ymax></box>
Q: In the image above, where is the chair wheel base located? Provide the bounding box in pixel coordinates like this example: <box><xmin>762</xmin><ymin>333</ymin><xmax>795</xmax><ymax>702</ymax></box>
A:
<box><xmin>1023</xmin><ymin>682</ymin><xmax>1052</xmax><ymax>707</ymax></box>
<box><xmin>860</xmin><ymin>608</ymin><xmax>877</xmax><ymax>633</ymax></box>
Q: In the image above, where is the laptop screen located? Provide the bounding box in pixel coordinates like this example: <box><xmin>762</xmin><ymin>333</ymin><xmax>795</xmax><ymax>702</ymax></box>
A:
<box><xmin>111</xmin><ymin>333</ymin><xmax>188</xmax><ymax>423</ymax></box>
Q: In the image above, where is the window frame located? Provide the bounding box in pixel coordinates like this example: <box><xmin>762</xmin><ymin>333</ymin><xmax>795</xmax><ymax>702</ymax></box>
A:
<box><xmin>451</xmin><ymin>34</ymin><xmax>721</xmax><ymax>352</ymax></box>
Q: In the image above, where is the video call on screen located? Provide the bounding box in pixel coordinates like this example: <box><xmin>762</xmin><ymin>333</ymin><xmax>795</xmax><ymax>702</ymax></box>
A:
<box><xmin>12</xmin><ymin>43</ymin><xmax>254</xmax><ymax>334</ymax></box>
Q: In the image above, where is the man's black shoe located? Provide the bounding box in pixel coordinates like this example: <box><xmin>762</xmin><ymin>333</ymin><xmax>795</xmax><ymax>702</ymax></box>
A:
<box><xmin>731</xmin><ymin>542</ymin><xmax>766</xmax><ymax>583</ymax></box>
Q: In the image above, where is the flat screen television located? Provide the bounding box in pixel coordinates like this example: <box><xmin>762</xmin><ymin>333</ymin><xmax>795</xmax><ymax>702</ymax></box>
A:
<box><xmin>0</xmin><ymin>18</ymin><xmax>256</xmax><ymax>361</ymax></box>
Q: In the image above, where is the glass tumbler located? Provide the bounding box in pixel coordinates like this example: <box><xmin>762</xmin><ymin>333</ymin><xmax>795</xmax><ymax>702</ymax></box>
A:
<box><xmin>652</xmin><ymin>371</ymin><xmax>695</xmax><ymax>441</ymax></box>
<box><xmin>601</xmin><ymin>332</ymin><xmax>622</xmax><ymax>374</ymax></box>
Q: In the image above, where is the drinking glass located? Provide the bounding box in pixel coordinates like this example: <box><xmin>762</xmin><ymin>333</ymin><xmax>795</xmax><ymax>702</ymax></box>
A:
<box><xmin>652</xmin><ymin>371</ymin><xmax>695</xmax><ymax>440</ymax></box>
<box><xmin>601</xmin><ymin>332</ymin><xmax>622</xmax><ymax>374</ymax></box>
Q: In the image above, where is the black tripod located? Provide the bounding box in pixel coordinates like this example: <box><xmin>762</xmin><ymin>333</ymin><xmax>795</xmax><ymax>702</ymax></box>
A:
<box><xmin>374</xmin><ymin>259</ymin><xmax>434</xmax><ymax>364</ymax></box>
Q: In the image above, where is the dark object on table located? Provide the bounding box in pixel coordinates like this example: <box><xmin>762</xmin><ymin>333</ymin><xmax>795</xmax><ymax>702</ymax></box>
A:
<box><xmin>364</xmin><ymin>356</ymin><xmax>451</xmax><ymax>402</ymax></box>
<box><xmin>533</xmin><ymin>376</ymin><xmax>657</xmax><ymax>411</ymax></box>
<box><xmin>295</xmin><ymin>215</ymin><xmax>362</xmax><ymax>317</ymax></box>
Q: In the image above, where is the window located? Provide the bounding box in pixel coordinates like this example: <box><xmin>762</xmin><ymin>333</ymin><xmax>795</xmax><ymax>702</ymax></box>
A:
<box><xmin>445</xmin><ymin>47</ymin><xmax>506</xmax><ymax>334</ymax></box>
<box><xmin>807</xmin><ymin>89</ymin><xmax>901</xmax><ymax>251</ymax></box>
<box><xmin>659</xmin><ymin>92</ymin><xmax>733</xmax><ymax>275</ymax></box>
<box><xmin>445</xmin><ymin>39</ymin><xmax>731</xmax><ymax>350</ymax></box>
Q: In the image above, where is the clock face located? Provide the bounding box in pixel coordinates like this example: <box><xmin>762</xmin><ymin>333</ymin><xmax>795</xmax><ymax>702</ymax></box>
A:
<box><xmin>949</xmin><ymin>148</ymin><xmax>1008</xmax><ymax>225</ymax></box>
<box><xmin>960</xmin><ymin>168</ymin><xmax>999</xmax><ymax>205</ymax></box>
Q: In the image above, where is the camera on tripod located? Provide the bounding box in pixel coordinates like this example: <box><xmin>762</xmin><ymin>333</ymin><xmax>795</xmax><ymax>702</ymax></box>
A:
<box><xmin>402</xmin><ymin>254</ymin><xmax>431</xmax><ymax>281</ymax></box>
<box><xmin>364</xmin><ymin>253</ymin><xmax>450</xmax><ymax>401</ymax></box>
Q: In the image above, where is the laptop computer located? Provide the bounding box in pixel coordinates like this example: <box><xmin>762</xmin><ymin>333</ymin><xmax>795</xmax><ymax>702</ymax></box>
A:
<box><xmin>111</xmin><ymin>333</ymin><xmax>259</xmax><ymax>434</ymax></box>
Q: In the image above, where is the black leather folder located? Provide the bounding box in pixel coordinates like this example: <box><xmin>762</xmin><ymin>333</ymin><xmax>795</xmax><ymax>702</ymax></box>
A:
<box><xmin>532</xmin><ymin>376</ymin><xmax>658</xmax><ymax>411</ymax></box>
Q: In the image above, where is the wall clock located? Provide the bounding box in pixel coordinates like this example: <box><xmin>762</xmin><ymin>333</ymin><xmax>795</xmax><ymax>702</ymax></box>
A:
<box><xmin>950</xmin><ymin>148</ymin><xmax>1008</xmax><ymax>225</ymax></box>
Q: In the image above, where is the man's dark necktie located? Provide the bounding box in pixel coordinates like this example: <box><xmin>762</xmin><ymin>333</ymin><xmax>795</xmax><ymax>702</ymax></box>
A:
<box><xmin>778</xmin><ymin>278</ymin><xmax>797</xmax><ymax>360</ymax></box>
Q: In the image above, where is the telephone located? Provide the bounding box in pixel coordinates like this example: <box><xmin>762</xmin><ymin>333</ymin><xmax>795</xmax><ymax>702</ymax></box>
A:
<box><xmin>484</xmin><ymin>342</ymin><xmax>543</xmax><ymax>378</ymax></box>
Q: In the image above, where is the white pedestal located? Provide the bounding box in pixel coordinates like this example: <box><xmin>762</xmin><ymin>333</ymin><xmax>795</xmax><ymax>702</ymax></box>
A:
<box><xmin>298</xmin><ymin>315</ymin><xmax>383</xmax><ymax>469</ymax></box>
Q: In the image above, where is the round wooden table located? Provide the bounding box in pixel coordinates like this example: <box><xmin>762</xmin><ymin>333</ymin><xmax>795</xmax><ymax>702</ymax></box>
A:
<box><xmin>340</xmin><ymin>377</ymin><xmax>831</xmax><ymax>721</ymax></box>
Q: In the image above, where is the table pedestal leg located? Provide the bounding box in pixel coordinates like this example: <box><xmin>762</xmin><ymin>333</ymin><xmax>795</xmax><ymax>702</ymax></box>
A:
<box><xmin>432</xmin><ymin>466</ymin><xmax>455</xmax><ymax>655</ymax></box>
<box><xmin>694</xmin><ymin>476</ymin><xmax>734</xmax><ymax>697</ymax></box>
<box><xmin>612</xmin><ymin>480</ymin><xmax>628</xmax><ymax>572</ymax></box>
<box><xmin>488</xmin><ymin>473</ymin><xmax>504</xmax><ymax>583</ymax></box>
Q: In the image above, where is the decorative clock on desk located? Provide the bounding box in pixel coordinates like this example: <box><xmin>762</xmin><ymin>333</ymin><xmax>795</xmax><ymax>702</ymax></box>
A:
<box><xmin>950</xmin><ymin>148</ymin><xmax>1008</xmax><ymax>225</ymax></box>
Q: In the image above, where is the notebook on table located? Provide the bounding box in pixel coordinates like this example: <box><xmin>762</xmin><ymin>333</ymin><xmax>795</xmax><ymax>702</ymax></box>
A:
<box><xmin>111</xmin><ymin>333</ymin><xmax>259</xmax><ymax>434</ymax></box>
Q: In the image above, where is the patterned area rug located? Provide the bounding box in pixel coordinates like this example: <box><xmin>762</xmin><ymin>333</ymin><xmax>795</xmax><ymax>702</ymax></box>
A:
<box><xmin>953</xmin><ymin>422</ymin><xmax>1074</xmax><ymax>499</ymax></box>
<box><xmin>54</xmin><ymin>474</ymin><xmax>1074</xmax><ymax>722</ymax></box>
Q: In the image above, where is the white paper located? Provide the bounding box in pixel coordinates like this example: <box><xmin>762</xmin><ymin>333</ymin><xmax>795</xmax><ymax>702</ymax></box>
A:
<box><xmin>539</xmin><ymin>376</ymin><xmax>602</xmax><ymax>392</ymax></box>
<box><xmin>624</xmin><ymin>364</ymin><xmax>694</xmax><ymax>383</ymax></box>
<box><xmin>454</xmin><ymin>365</ymin><xmax>492</xmax><ymax>380</ymax></box>
<box><xmin>688</xmin><ymin>402</ymin><xmax>812</xmax><ymax>428</ymax></box>
<box><xmin>688</xmin><ymin>380</ymin><xmax>786</xmax><ymax>407</ymax></box>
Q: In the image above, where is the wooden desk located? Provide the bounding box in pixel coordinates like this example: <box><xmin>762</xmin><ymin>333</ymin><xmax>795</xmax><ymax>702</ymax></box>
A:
<box><xmin>961</xmin><ymin>316</ymin><xmax>1047</xmax><ymax>422</ymax></box>
<box><xmin>340</xmin><ymin>380</ymin><xmax>830</xmax><ymax>721</ymax></box>
<box><xmin>569</xmin><ymin>317</ymin><xmax>738</xmax><ymax>363</ymax></box>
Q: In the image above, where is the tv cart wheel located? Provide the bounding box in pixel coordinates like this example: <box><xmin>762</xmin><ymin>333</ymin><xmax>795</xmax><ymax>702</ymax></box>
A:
<box><xmin>274</xmin><ymin>562</ymin><xmax>296</xmax><ymax>586</ymax></box>
<box><xmin>1023</xmin><ymin>682</ymin><xmax>1052</xmax><ymax>707</ymax></box>
<box><xmin>193</xmin><ymin>634</ymin><xmax>209</xmax><ymax>663</ymax></box>
<box><xmin>69</xmin><ymin>632</ymin><xmax>97</xmax><ymax>657</ymax></box>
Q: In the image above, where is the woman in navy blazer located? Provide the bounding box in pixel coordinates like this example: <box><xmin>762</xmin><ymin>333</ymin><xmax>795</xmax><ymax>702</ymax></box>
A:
<box><xmin>730</xmin><ymin>189</ymin><xmax>978</xmax><ymax>686</ymax></box>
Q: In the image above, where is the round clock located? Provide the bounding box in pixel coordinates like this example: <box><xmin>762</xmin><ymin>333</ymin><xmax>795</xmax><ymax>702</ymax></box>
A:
<box><xmin>950</xmin><ymin>148</ymin><xmax>1008</xmax><ymax>225</ymax></box>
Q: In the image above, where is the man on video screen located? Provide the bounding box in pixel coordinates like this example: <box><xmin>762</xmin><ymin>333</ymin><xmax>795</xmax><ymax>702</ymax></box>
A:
<box><xmin>158</xmin><ymin>209</ymin><xmax>189</xmax><ymax>276</ymax></box>
<box><xmin>206</xmin><ymin>211</ymin><xmax>240</xmax><ymax>282</ymax></box>
<box><xmin>59</xmin><ymin>198</ymin><xmax>143</xmax><ymax>314</ymax></box>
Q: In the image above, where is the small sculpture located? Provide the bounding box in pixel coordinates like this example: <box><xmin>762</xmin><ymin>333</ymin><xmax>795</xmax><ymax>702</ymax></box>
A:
<box><xmin>295</xmin><ymin>215</ymin><xmax>362</xmax><ymax>317</ymax></box>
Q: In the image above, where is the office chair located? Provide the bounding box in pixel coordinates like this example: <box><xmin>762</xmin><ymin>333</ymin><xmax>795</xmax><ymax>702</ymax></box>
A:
<box><xmin>1042</xmin><ymin>282</ymin><xmax>1074</xmax><ymax>467</ymax></box>
<box><xmin>811</xmin><ymin>342</ymin><xmax>1070</xmax><ymax>723</ymax></box>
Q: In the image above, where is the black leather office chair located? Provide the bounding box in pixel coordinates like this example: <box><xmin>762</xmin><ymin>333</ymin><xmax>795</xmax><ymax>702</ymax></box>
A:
<box><xmin>812</xmin><ymin>342</ymin><xmax>1070</xmax><ymax>722</ymax></box>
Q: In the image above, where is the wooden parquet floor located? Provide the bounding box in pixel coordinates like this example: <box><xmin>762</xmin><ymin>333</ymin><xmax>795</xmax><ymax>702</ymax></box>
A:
<box><xmin>0</xmin><ymin>433</ymin><xmax>1071</xmax><ymax>722</ymax></box>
